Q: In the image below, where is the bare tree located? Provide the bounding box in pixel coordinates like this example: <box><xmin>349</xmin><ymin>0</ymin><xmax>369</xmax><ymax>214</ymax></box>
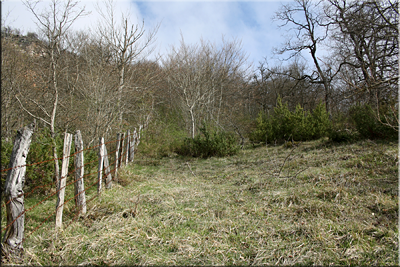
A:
<box><xmin>1</xmin><ymin>28</ymin><xmax>33</xmax><ymax>140</ymax></box>
<box><xmin>251</xmin><ymin>59</ymin><xmax>321</xmax><ymax>115</ymax></box>
<box><xmin>19</xmin><ymin>0</ymin><xmax>87</xmax><ymax>185</ymax></box>
<box><xmin>95</xmin><ymin>0</ymin><xmax>159</xmax><ymax>131</ymax></box>
<box><xmin>66</xmin><ymin>31</ymin><xmax>120</xmax><ymax>145</ymax></box>
<box><xmin>274</xmin><ymin>0</ymin><xmax>334</xmax><ymax>115</ymax></box>
<box><xmin>325</xmin><ymin>0</ymin><xmax>398</xmax><ymax>129</ymax></box>
<box><xmin>163</xmin><ymin>37</ymin><xmax>248</xmax><ymax>138</ymax></box>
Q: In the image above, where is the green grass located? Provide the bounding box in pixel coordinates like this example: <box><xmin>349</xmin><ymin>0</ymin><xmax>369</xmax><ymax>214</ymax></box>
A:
<box><xmin>1</xmin><ymin>139</ymin><xmax>398</xmax><ymax>265</ymax></box>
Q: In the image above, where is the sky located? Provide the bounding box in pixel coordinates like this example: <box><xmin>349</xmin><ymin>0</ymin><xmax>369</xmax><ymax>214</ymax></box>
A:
<box><xmin>2</xmin><ymin>0</ymin><xmax>294</xmax><ymax>68</ymax></box>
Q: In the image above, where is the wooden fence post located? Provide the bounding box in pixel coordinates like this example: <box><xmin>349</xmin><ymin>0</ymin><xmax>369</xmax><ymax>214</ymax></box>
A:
<box><xmin>74</xmin><ymin>130</ymin><xmax>86</xmax><ymax>215</ymax></box>
<box><xmin>55</xmin><ymin>133</ymin><xmax>72</xmax><ymax>229</ymax></box>
<box><xmin>104</xmin><ymin>143</ymin><xmax>112</xmax><ymax>189</ymax></box>
<box><xmin>129</xmin><ymin>128</ymin><xmax>136</xmax><ymax>162</ymax></box>
<box><xmin>97</xmin><ymin>137</ymin><xmax>104</xmax><ymax>194</ymax></box>
<box><xmin>125</xmin><ymin>129</ymin><xmax>130</xmax><ymax>166</ymax></box>
<box><xmin>137</xmin><ymin>125</ymin><xmax>143</xmax><ymax>147</ymax></box>
<box><xmin>2</xmin><ymin>122</ymin><xmax>35</xmax><ymax>253</ymax></box>
<box><xmin>120</xmin><ymin>133</ymin><xmax>125</xmax><ymax>168</ymax></box>
<box><xmin>115</xmin><ymin>133</ymin><xmax>121</xmax><ymax>182</ymax></box>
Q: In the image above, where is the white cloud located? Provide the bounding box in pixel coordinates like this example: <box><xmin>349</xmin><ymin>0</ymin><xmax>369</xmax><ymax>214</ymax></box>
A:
<box><xmin>2</xmin><ymin>0</ymin><xmax>287</xmax><ymax>65</ymax></box>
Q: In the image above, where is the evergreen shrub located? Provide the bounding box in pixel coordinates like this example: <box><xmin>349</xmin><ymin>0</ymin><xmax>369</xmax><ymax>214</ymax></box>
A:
<box><xmin>350</xmin><ymin>104</ymin><xmax>398</xmax><ymax>140</ymax></box>
<box><xmin>1</xmin><ymin>138</ymin><xmax>14</xmax><ymax>187</ymax></box>
<box><xmin>25</xmin><ymin>128</ymin><xmax>65</xmax><ymax>193</ymax></box>
<box><xmin>177</xmin><ymin>123</ymin><xmax>239</xmax><ymax>158</ymax></box>
<box><xmin>250</xmin><ymin>98</ymin><xmax>331</xmax><ymax>144</ymax></box>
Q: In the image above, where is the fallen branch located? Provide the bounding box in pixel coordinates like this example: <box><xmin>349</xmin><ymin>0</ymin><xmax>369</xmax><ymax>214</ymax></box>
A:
<box><xmin>185</xmin><ymin>162</ymin><xmax>196</xmax><ymax>177</ymax></box>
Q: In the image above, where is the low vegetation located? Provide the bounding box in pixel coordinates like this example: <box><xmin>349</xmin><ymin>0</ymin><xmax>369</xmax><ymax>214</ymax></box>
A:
<box><xmin>2</xmin><ymin>138</ymin><xmax>398</xmax><ymax>265</ymax></box>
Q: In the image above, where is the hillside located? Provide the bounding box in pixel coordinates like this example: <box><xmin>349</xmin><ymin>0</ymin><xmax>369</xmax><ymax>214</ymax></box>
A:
<box><xmin>1</xmin><ymin>139</ymin><xmax>398</xmax><ymax>265</ymax></box>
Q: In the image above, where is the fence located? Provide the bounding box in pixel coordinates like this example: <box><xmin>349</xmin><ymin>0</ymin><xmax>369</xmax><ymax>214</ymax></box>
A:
<box><xmin>1</xmin><ymin>122</ymin><xmax>142</xmax><ymax>257</ymax></box>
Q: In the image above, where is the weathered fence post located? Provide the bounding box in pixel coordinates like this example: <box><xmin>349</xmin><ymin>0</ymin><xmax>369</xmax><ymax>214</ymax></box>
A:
<box><xmin>129</xmin><ymin>128</ymin><xmax>136</xmax><ymax>162</ymax></box>
<box><xmin>2</xmin><ymin>122</ymin><xmax>35</xmax><ymax>254</ymax></box>
<box><xmin>104</xmin><ymin>143</ymin><xmax>112</xmax><ymax>189</ymax></box>
<box><xmin>97</xmin><ymin>137</ymin><xmax>104</xmax><ymax>194</ymax></box>
<box><xmin>55</xmin><ymin>133</ymin><xmax>72</xmax><ymax>229</ymax></box>
<box><xmin>74</xmin><ymin>130</ymin><xmax>86</xmax><ymax>215</ymax></box>
<box><xmin>119</xmin><ymin>133</ymin><xmax>125</xmax><ymax>168</ymax></box>
<box><xmin>125</xmin><ymin>129</ymin><xmax>130</xmax><ymax>166</ymax></box>
<box><xmin>138</xmin><ymin>125</ymin><xmax>143</xmax><ymax>147</ymax></box>
<box><xmin>115</xmin><ymin>133</ymin><xmax>121</xmax><ymax>182</ymax></box>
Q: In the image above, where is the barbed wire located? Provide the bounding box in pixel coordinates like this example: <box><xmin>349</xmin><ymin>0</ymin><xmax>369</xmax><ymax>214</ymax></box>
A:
<box><xmin>2</xmin><ymin>129</ymin><xmax>140</xmax><ymax>247</ymax></box>
<box><xmin>1</xmin><ymin>131</ymin><xmax>133</xmax><ymax>173</ymax></box>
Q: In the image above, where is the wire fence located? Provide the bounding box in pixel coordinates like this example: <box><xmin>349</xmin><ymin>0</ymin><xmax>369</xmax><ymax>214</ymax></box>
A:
<box><xmin>1</xmin><ymin>126</ymin><xmax>141</xmax><ymax>256</ymax></box>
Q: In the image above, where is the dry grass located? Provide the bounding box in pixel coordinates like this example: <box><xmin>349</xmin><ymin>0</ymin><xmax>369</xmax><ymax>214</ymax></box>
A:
<box><xmin>2</xmin><ymin>138</ymin><xmax>398</xmax><ymax>265</ymax></box>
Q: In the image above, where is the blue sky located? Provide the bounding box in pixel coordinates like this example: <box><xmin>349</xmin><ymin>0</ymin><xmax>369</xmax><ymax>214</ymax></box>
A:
<box><xmin>2</xmin><ymin>0</ymin><xmax>292</xmax><ymax>67</ymax></box>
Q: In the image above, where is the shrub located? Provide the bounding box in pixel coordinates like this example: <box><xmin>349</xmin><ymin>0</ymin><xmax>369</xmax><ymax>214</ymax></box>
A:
<box><xmin>250</xmin><ymin>98</ymin><xmax>331</xmax><ymax>144</ymax></box>
<box><xmin>25</xmin><ymin>128</ymin><xmax>65</xmax><ymax>193</ymax></box>
<box><xmin>328</xmin><ymin>112</ymin><xmax>356</xmax><ymax>143</ymax></box>
<box><xmin>306</xmin><ymin>101</ymin><xmax>331</xmax><ymax>140</ymax></box>
<box><xmin>249</xmin><ymin>111</ymin><xmax>271</xmax><ymax>144</ymax></box>
<box><xmin>1</xmin><ymin>138</ymin><xmax>14</xmax><ymax>187</ymax></box>
<box><xmin>139</xmin><ymin>109</ymin><xmax>187</xmax><ymax>158</ymax></box>
<box><xmin>350</xmin><ymin>104</ymin><xmax>397</xmax><ymax>140</ymax></box>
<box><xmin>177</xmin><ymin>123</ymin><xmax>239</xmax><ymax>158</ymax></box>
<box><xmin>270</xmin><ymin>97</ymin><xmax>293</xmax><ymax>141</ymax></box>
<box><xmin>290</xmin><ymin>104</ymin><xmax>308</xmax><ymax>140</ymax></box>
<box><xmin>328</xmin><ymin>126</ymin><xmax>356</xmax><ymax>143</ymax></box>
<box><xmin>1</xmin><ymin>127</ymin><xmax>68</xmax><ymax>194</ymax></box>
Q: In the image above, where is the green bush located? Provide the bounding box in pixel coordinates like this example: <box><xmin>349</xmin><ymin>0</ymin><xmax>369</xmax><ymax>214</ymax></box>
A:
<box><xmin>177</xmin><ymin>123</ymin><xmax>239</xmax><ymax>158</ymax></box>
<box><xmin>250</xmin><ymin>98</ymin><xmax>331</xmax><ymax>144</ymax></box>
<box><xmin>328</xmin><ymin>126</ymin><xmax>356</xmax><ymax>143</ymax></box>
<box><xmin>1</xmin><ymin>138</ymin><xmax>14</xmax><ymax>187</ymax></box>
<box><xmin>350</xmin><ymin>104</ymin><xmax>397</xmax><ymax>140</ymax></box>
<box><xmin>25</xmin><ymin>128</ymin><xmax>65</xmax><ymax>193</ymax></box>
<box><xmin>249</xmin><ymin>111</ymin><xmax>271</xmax><ymax>144</ymax></box>
<box><xmin>140</xmin><ymin>109</ymin><xmax>188</xmax><ymax>158</ymax></box>
<box><xmin>306</xmin><ymin>101</ymin><xmax>331</xmax><ymax>140</ymax></box>
<box><xmin>328</xmin><ymin>112</ymin><xmax>356</xmax><ymax>143</ymax></box>
<box><xmin>1</xmin><ymin>127</ymin><xmax>67</xmax><ymax>194</ymax></box>
<box><xmin>271</xmin><ymin>97</ymin><xmax>293</xmax><ymax>141</ymax></box>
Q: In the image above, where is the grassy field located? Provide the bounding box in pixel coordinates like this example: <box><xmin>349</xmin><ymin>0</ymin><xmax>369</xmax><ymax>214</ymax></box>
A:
<box><xmin>2</xmin><ymin>138</ymin><xmax>399</xmax><ymax>265</ymax></box>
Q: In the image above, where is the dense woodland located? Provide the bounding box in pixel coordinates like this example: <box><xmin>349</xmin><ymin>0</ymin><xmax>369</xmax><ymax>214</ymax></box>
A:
<box><xmin>1</xmin><ymin>0</ymin><xmax>398</xmax><ymax>162</ymax></box>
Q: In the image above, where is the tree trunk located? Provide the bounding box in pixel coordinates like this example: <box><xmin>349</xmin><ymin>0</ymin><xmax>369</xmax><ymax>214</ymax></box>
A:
<box><xmin>50</xmin><ymin>48</ymin><xmax>61</xmax><ymax>188</ymax></box>
<box><xmin>189</xmin><ymin>109</ymin><xmax>195</xmax><ymax>138</ymax></box>
<box><xmin>2</xmin><ymin>122</ymin><xmax>35</xmax><ymax>253</ymax></box>
<box><xmin>118</xmin><ymin>64</ymin><xmax>125</xmax><ymax>131</ymax></box>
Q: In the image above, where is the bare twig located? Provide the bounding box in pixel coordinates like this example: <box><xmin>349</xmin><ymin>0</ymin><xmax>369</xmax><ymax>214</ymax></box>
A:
<box><xmin>280</xmin><ymin>167</ymin><xmax>309</xmax><ymax>179</ymax></box>
<box><xmin>277</xmin><ymin>145</ymin><xmax>299</xmax><ymax>178</ymax></box>
<box><xmin>185</xmin><ymin>162</ymin><xmax>196</xmax><ymax>177</ymax></box>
